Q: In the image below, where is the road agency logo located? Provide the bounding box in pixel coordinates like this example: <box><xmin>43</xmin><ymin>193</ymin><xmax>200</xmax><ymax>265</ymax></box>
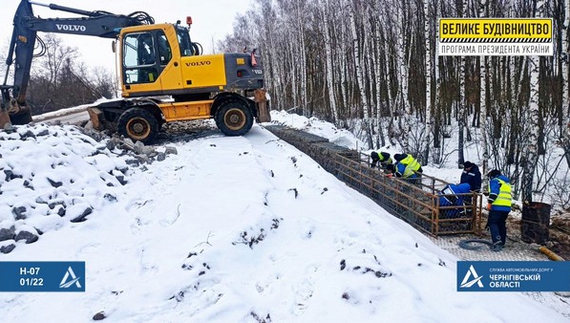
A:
<box><xmin>460</xmin><ymin>265</ymin><xmax>484</xmax><ymax>289</ymax></box>
<box><xmin>59</xmin><ymin>266</ymin><xmax>82</xmax><ymax>289</ymax></box>
<box><xmin>457</xmin><ymin>261</ymin><xmax>570</xmax><ymax>292</ymax></box>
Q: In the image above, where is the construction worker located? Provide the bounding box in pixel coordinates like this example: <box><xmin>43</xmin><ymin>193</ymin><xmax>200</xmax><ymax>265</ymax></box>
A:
<box><xmin>487</xmin><ymin>169</ymin><xmax>512</xmax><ymax>252</ymax></box>
<box><xmin>370</xmin><ymin>151</ymin><xmax>393</xmax><ymax>171</ymax></box>
<box><xmin>393</xmin><ymin>153</ymin><xmax>423</xmax><ymax>179</ymax></box>
<box><xmin>460</xmin><ymin>161</ymin><xmax>482</xmax><ymax>192</ymax></box>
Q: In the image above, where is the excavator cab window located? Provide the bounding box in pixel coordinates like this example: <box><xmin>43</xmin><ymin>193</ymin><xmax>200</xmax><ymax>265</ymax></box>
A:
<box><xmin>177</xmin><ymin>28</ymin><xmax>194</xmax><ymax>56</ymax></box>
<box><xmin>158</xmin><ymin>32</ymin><xmax>172</xmax><ymax>66</ymax></box>
<box><xmin>122</xmin><ymin>32</ymin><xmax>159</xmax><ymax>84</ymax></box>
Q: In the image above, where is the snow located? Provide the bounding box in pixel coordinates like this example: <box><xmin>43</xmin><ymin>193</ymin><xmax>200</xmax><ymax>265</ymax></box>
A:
<box><xmin>0</xmin><ymin>113</ymin><xmax>568</xmax><ymax>322</ymax></box>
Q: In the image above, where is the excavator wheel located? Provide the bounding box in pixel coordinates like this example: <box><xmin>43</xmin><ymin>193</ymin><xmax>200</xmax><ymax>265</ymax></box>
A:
<box><xmin>215</xmin><ymin>100</ymin><xmax>253</xmax><ymax>136</ymax></box>
<box><xmin>117</xmin><ymin>108</ymin><xmax>159</xmax><ymax>144</ymax></box>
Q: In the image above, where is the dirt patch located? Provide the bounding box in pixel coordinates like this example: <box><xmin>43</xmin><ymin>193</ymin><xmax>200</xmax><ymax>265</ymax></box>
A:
<box><xmin>157</xmin><ymin>120</ymin><xmax>219</xmax><ymax>143</ymax></box>
<box><xmin>477</xmin><ymin>209</ymin><xmax>570</xmax><ymax>260</ymax></box>
<box><xmin>505</xmin><ymin>214</ymin><xmax>570</xmax><ymax>260</ymax></box>
<box><xmin>549</xmin><ymin>217</ymin><xmax>570</xmax><ymax>260</ymax></box>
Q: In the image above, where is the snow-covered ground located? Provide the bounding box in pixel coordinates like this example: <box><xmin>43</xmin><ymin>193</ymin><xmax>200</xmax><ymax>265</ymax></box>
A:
<box><xmin>0</xmin><ymin>112</ymin><xmax>568</xmax><ymax>322</ymax></box>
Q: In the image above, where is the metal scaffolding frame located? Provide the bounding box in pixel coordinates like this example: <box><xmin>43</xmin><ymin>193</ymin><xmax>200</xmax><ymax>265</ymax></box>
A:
<box><xmin>332</xmin><ymin>152</ymin><xmax>483</xmax><ymax>236</ymax></box>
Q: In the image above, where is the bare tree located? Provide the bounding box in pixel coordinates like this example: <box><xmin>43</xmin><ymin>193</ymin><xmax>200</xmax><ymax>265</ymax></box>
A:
<box><xmin>25</xmin><ymin>34</ymin><xmax>115</xmax><ymax>114</ymax></box>
<box><xmin>563</xmin><ymin>0</ymin><xmax>570</xmax><ymax>168</ymax></box>
<box><xmin>422</xmin><ymin>0</ymin><xmax>432</xmax><ymax>165</ymax></box>
<box><xmin>321</xmin><ymin>0</ymin><xmax>339</xmax><ymax>124</ymax></box>
<box><xmin>521</xmin><ymin>0</ymin><xmax>546</xmax><ymax>203</ymax></box>
<box><xmin>479</xmin><ymin>0</ymin><xmax>490</xmax><ymax>177</ymax></box>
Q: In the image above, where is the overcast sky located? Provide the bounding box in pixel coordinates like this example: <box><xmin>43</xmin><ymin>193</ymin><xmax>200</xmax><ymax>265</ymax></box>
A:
<box><xmin>1</xmin><ymin>0</ymin><xmax>254</xmax><ymax>71</ymax></box>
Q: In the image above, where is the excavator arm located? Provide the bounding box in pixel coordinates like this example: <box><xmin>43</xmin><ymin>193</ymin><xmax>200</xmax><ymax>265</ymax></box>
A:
<box><xmin>1</xmin><ymin>0</ymin><xmax>154</xmax><ymax>128</ymax></box>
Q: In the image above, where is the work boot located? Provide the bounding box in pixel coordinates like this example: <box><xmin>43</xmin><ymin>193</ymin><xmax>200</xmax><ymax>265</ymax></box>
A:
<box><xmin>491</xmin><ymin>242</ymin><xmax>503</xmax><ymax>252</ymax></box>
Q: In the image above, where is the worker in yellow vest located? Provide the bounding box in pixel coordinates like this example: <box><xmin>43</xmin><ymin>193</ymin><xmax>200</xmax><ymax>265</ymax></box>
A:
<box><xmin>487</xmin><ymin>169</ymin><xmax>512</xmax><ymax>252</ymax></box>
<box><xmin>370</xmin><ymin>151</ymin><xmax>393</xmax><ymax>171</ymax></box>
<box><xmin>393</xmin><ymin>153</ymin><xmax>423</xmax><ymax>179</ymax></box>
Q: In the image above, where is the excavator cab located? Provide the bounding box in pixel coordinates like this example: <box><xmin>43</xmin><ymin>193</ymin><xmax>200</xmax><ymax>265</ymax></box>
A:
<box><xmin>118</xmin><ymin>23</ymin><xmax>208</xmax><ymax>97</ymax></box>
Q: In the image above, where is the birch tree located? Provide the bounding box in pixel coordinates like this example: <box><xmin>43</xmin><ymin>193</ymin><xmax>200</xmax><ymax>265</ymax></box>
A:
<box><xmin>563</xmin><ymin>0</ymin><xmax>570</xmax><ymax>167</ymax></box>
<box><xmin>457</xmin><ymin>0</ymin><xmax>468</xmax><ymax>168</ymax></box>
<box><xmin>422</xmin><ymin>0</ymin><xmax>432</xmax><ymax>165</ymax></box>
<box><xmin>479</xmin><ymin>0</ymin><xmax>489</xmax><ymax>176</ymax></box>
<box><xmin>371</xmin><ymin>3</ymin><xmax>386</xmax><ymax>147</ymax></box>
<box><xmin>321</xmin><ymin>0</ymin><xmax>338</xmax><ymax>124</ymax></box>
<box><xmin>521</xmin><ymin>0</ymin><xmax>545</xmax><ymax>203</ymax></box>
<box><xmin>349</xmin><ymin>0</ymin><xmax>372</xmax><ymax>147</ymax></box>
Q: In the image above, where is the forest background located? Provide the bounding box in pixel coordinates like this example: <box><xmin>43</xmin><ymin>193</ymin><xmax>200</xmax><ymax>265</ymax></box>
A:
<box><xmin>217</xmin><ymin>0</ymin><xmax>570</xmax><ymax>212</ymax></box>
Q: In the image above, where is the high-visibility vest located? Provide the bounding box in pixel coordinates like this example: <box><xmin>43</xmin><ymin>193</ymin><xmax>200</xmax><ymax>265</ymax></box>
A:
<box><xmin>399</xmin><ymin>155</ymin><xmax>421</xmax><ymax>178</ymax></box>
<box><xmin>491</xmin><ymin>178</ymin><xmax>512</xmax><ymax>208</ymax></box>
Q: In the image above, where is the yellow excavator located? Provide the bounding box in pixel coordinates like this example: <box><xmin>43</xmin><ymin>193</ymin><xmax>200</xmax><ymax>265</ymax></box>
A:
<box><xmin>1</xmin><ymin>0</ymin><xmax>270</xmax><ymax>143</ymax></box>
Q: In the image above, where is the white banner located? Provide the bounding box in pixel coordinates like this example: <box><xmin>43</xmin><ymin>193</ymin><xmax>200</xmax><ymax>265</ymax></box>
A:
<box><xmin>438</xmin><ymin>42</ymin><xmax>553</xmax><ymax>56</ymax></box>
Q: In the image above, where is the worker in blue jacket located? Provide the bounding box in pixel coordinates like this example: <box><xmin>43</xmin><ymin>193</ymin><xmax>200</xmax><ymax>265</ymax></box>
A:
<box><xmin>487</xmin><ymin>169</ymin><xmax>512</xmax><ymax>252</ymax></box>
<box><xmin>438</xmin><ymin>183</ymin><xmax>471</xmax><ymax>218</ymax></box>
<box><xmin>460</xmin><ymin>161</ymin><xmax>482</xmax><ymax>192</ymax></box>
<box><xmin>393</xmin><ymin>153</ymin><xmax>423</xmax><ymax>179</ymax></box>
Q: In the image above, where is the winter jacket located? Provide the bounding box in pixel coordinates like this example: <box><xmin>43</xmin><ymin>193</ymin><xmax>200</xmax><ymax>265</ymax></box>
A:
<box><xmin>460</xmin><ymin>165</ymin><xmax>482</xmax><ymax>192</ymax></box>
<box><xmin>371</xmin><ymin>151</ymin><xmax>393</xmax><ymax>169</ymax></box>
<box><xmin>488</xmin><ymin>175</ymin><xmax>512</xmax><ymax>212</ymax></box>
<box><xmin>378</xmin><ymin>152</ymin><xmax>392</xmax><ymax>165</ymax></box>
<box><xmin>395</xmin><ymin>155</ymin><xmax>422</xmax><ymax>178</ymax></box>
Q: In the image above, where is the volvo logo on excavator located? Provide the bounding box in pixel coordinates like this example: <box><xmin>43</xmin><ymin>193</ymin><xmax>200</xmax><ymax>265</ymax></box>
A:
<box><xmin>185</xmin><ymin>61</ymin><xmax>211</xmax><ymax>67</ymax></box>
<box><xmin>55</xmin><ymin>24</ymin><xmax>87</xmax><ymax>32</ymax></box>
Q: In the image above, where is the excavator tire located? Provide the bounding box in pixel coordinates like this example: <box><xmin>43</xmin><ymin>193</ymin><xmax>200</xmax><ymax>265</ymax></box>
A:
<box><xmin>215</xmin><ymin>99</ymin><xmax>253</xmax><ymax>136</ymax></box>
<box><xmin>117</xmin><ymin>108</ymin><xmax>159</xmax><ymax>144</ymax></box>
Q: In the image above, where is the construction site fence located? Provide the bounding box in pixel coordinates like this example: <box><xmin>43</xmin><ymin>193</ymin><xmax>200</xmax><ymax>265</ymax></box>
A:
<box><xmin>265</xmin><ymin>125</ymin><xmax>483</xmax><ymax>236</ymax></box>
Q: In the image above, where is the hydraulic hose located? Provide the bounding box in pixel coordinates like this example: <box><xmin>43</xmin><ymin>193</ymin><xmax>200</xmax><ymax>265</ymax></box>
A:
<box><xmin>458</xmin><ymin>239</ymin><xmax>494</xmax><ymax>250</ymax></box>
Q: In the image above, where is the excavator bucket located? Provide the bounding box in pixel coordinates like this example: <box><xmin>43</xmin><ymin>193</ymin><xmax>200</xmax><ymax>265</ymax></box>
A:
<box><xmin>87</xmin><ymin>107</ymin><xmax>104</xmax><ymax>130</ymax></box>
<box><xmin>1</xmin><ymin>97</ymin><xmax>33</xmax><ymax>130</ymax></box>
<box><xmin>0</xmin><ymin>109</ymin><xmax>11</xmax><ymax>130</ymax></box>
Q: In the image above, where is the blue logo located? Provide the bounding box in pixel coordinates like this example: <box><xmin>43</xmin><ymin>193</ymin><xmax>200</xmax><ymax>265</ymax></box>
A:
<box><xmin>457</xmin><ymin>261</ymin><xmax>570</xmax><ymax>292</ymax></box>
<box><xmin>460</xmin><ymin>265</ymin><xmax>484</xmax><ymax>288</ymax></box>
<box><xmin>0</xmin><ymin>261</ymin><xmax>85</xmax><ymax>292</ymax></box>
<box><xmin>59</xmin><ymin>266</ymin><xmax>83</xmax><ymax>289</ymax></box>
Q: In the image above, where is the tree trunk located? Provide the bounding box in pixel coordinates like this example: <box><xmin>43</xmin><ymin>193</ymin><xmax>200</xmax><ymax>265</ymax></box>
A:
<box><xmin>457</xmin><ymin>0</ymin><xmax>468</xmax><ymax>168</ymax></box>
<box><xmin>563</xmin><ymin>0</ymin><xmax>570</xmax><ymax>168</ymax></box>
<box><xmin>422</xmin><ymin>0</ymin><xmax>432</xmax><ymax>165</ymax></box>
<box><xmin>322</xmin><ymin>0</ymin><xmax>338</xmax><ymax>124</ymax></box>
<box><xmin>350</xmin><ymin>0</ymin><xmax>373</xmax><ymax>147</ymax></box>
<box><xmin>479</xmin><ymin>0</ymin><xmax>489</xmax><ymax>176</ymax></box>
<box><xmin>521</xmin><ymin>0</ymin><xmax>545</xmax><ymax>203</ymax></box>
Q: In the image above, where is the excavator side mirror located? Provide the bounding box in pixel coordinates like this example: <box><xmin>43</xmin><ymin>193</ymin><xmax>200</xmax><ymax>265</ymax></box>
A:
<box><xmin>111</xmin><ymin>40</ymin><xmax>116</xmax><ymax>53</ymax></box>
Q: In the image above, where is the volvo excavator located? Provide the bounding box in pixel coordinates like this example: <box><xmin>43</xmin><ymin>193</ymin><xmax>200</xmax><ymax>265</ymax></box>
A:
<box><xmin>1</xmin><ymin>0</ymin><xmax>270</xmax><ymax>143</ymax></box>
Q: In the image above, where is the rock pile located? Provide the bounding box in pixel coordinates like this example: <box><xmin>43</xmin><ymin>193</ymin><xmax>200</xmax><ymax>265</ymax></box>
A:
<box><xmin>0</xmin><ymin>123</ymin><xmax>177</xmax><ymax>253</ymax></box>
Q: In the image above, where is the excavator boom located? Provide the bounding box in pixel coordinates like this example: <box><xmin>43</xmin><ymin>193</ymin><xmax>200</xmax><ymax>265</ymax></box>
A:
<box><xmin>1</xmin><ymin>0</ymin><xmax>153</xmax><ymax>128</ymax></box>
